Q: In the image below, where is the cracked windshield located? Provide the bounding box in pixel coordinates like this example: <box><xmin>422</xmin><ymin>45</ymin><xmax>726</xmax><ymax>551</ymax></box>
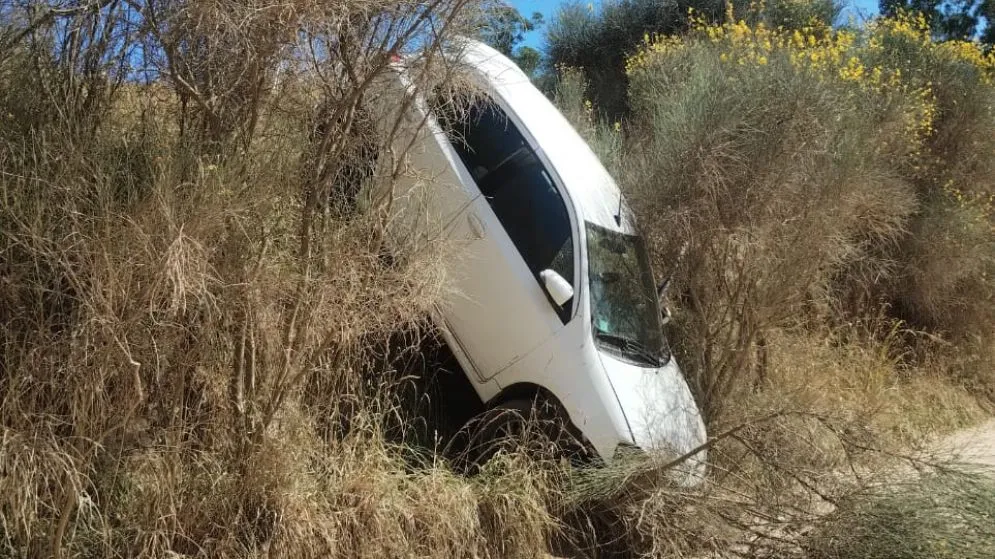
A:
<box><xmin>587</xmin><ymin>222</ymin><xmax>668</xmax><ymax>367</ymax></box>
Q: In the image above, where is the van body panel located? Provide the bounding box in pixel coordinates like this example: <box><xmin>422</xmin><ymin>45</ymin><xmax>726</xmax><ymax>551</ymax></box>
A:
<box><xmin>443</xmin><ymin>193</ymin><xmax>567</xmax><ymax>380</ymax></box>
<box><xmin>491</xmin><ymin>318</ymin><xmax>633</xmax><ymax>460</ymax></box>
<box><xmin>597</xmin><ymin>352</ymin><xmax>708</xmax><ymax>481</ymax></box>
<box><xmin>371</xmin><ymin>64</ymin><xmax>567</xmax><ymax>382</ymax></box>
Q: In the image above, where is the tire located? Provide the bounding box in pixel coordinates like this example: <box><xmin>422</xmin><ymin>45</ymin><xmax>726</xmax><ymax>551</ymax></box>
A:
<box><xmin>451</xmin><ymin>397</ymin><xmax>590</xmax><ymax>474</ymax></box>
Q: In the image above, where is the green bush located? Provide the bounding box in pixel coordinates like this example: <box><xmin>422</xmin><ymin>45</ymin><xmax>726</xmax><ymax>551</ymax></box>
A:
<box><xmin>857</xmin><ymin>15</ymin><xmax>995</xmax><ymax>342</ymax></box>
<box><xmin>545</xmin><ymin>0</ymin><xmax>842</xmax><ymax>117</ymax></box>
<box><xmin>621</xmin><ymin>20</ymin><xmax>928</xmax><ymax>422</ymax></box>
<box><xmin>546</xmin><ymin>0</ymin><xmax>731</xmax><ymax>117</ymax></box>
<box><xmin>590</xmin><ymin>12</ymin><xmax>995</xmax><ymax>425</ymax></box>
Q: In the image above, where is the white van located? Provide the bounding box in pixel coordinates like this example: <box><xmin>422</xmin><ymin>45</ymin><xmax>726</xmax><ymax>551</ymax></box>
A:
<box><xmin>372</xmin><ymin>39</ymin><xmax>706</xmax><ymax>476</ymax></box>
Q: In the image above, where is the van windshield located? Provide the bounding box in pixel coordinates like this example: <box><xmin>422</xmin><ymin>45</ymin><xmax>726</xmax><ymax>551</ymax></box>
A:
<box><xmin>587</xmin><ymin>222</ymin><xmax>669</xmax><ymax>367</ymax></box>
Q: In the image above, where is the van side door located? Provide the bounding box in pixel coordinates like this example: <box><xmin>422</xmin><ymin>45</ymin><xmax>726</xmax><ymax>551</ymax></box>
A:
<box><xmin>436</xmin><ymin>97</ymin><xmax>579</xmax><ymax>380</ymax></box>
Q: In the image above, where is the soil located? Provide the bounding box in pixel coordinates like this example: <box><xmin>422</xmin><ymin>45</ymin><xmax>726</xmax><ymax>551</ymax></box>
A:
<box><xmin>935</xmin><ymin>418</ymin><xmax>995</xmax><ymax>470</ymax></box>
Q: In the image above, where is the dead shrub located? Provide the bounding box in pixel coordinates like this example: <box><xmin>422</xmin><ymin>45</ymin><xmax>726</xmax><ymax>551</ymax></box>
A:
<box><xmin>0</xmin><ymin>1</ymin><xmax>570</xmax><ymax>557</ymax></box>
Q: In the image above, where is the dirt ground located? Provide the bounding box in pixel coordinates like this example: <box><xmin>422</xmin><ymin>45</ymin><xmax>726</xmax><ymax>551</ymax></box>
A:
<box><xmin>935</xmin><ymin>418</ymin><xmax>995</xmax><ymax>470</ymax></box>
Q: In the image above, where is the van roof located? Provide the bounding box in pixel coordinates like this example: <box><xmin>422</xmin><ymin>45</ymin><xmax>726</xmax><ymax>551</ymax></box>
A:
<box><xmin>450</xmin><ymin>39</ymin><xmax>638</xmax><ymax>236</ymax></box>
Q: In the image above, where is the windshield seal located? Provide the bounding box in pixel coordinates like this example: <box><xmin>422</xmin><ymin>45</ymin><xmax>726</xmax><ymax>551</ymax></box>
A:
<box><xmin>586</xmin><ymin>222</ymin><xmax>670</xmax><ymax>368</ymax></box>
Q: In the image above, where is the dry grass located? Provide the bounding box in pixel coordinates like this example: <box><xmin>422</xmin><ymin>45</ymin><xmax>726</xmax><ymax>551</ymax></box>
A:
<box><xmin>0</xmin><ymin>124</ymin><xmax>538</xmax><ymax>557</ymax></box>
<box><xmin>2</xmin><ymin>3</ymin><xmax>994</xmax><ymax>558</ymax></box>
<box><xmin>0</xmin><ymin>2</ymin><xmax>569</xmax><ymax>558</ymax></box>
<box><xmin>804</xmin><ymin>467</ymin><xmax>995</xmax><ymax>559</ymax></box>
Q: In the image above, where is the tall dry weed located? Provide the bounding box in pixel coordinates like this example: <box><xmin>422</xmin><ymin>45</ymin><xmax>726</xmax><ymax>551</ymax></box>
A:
<box><xmin>0</xmin><ymin>1</ymin><xmax>567</xmax><ymax>557</ymax></box>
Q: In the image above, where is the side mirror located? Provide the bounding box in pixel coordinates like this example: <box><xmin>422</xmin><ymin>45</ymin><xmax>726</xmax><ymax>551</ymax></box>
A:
<box><xmin>539</xmin><ymin>269</ymin><xmax>574</xmax><ymax>307</ymax></box>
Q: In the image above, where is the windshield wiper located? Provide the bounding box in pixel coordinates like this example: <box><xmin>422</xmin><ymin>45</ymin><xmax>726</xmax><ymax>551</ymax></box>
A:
<box><xmin>594</xmin><ymin>329</ymin><xmax>662</xmax><ymax>367</ymax></box>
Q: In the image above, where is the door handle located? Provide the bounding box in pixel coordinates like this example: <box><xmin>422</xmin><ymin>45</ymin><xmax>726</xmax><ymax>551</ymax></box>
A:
<box><xmin>467</xmin><ymin>212</ymin><xmax>485</xmax><ymax>239</ymax></box>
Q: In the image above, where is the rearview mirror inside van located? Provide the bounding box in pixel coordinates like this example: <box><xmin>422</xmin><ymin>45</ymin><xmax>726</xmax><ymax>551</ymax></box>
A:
<box><xmin>539</xmin><ymin>269</ymin><xmax>574</xmax><ymax>308</ymax></box>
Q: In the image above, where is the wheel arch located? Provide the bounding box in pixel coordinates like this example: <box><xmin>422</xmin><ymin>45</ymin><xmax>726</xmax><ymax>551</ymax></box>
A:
<box><xmin>491</xmin><ymin>381</ymin><xmax>597</xmax><ymax>459</ymax></box>
<box><xmin>492</xmin><ymin>382</ymin><xmax>559</xmax><ymax>411</ymax></box>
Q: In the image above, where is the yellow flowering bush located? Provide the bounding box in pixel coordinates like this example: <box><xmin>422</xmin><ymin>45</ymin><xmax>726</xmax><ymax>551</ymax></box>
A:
<box><xmin>627</xmin><ymin>11</ymin><xmax>951</xmax><ymax>154</ymax></box>
<box><xmin>935</xmin><ymin>40</ymin><xmax>995</xmax><ymax>85</ymax></box>
<box><xmin>618</xmin><ymin>4</ymin><xmax>994</xmax><ymax>389</ymax></box>
<box><xmin>867</xmin><ymin>11</ymin><xmax>995</xmax><ymax>85</ymax></box>
<box><xmin>627</xmin><ymin>7</ymin><xmax>994</xmax><ymax>222</ymax></box>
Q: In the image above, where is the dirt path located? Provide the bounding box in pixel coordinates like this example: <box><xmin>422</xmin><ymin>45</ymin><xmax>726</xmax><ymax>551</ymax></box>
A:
<box><xmin>935</xmin><ymin>418</ymin><xmax>995</xmax><ymax>470</ymax></box>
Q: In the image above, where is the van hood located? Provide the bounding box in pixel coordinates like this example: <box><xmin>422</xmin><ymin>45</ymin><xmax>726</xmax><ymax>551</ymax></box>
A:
<box><xmin>599</xmin><ymin>351</ymin><xmax>708</xmax><ymax>484</ymax></box>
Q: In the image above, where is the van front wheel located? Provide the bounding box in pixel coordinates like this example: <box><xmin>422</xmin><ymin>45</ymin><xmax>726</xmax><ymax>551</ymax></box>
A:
<box><xmin>454</xmin><ymin>398</ymin><xmax>587</xmax><ymax>473</ymax></box>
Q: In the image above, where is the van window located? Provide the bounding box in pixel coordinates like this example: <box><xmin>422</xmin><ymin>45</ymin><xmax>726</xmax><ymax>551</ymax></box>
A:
<box><xmin>587</xmin><ymin>222</ymin><xmax>669</xmax><ymax>367</ymax></box>
<box><xmin>435</xmin><ymin>98</ymin><xmax>575</xmax><ymax>322</ymax></box>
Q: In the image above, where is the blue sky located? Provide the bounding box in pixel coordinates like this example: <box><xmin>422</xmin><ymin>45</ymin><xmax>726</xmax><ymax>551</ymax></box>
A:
<box><xmin>511</xmin><ymin>0</ymin><xmax>882</xmax><ymax>49</ymax></box>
